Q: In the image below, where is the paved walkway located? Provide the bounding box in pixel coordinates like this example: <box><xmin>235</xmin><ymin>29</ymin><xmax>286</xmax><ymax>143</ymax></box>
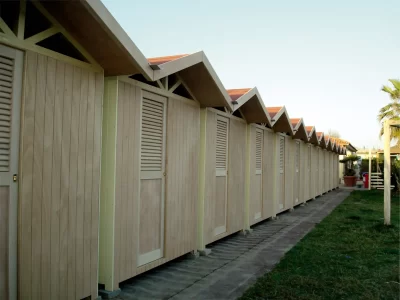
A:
<box><xmin>115</xmin><ymin>189</ymin><xmax>351</xmax><ymax>300</ymax></box>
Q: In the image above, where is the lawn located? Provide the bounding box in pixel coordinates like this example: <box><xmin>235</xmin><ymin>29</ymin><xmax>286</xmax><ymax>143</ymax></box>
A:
<box><xmin>240</xmin><ymin>190</ymin><xmax>400</xmax><ymax>300</ymax></box>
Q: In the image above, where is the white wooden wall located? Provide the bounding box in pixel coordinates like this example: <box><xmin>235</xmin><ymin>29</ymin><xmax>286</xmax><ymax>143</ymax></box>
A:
<box><xmin>19</xmin><ymin>51</ymin><xmax>103</xmax><ymax>300</ymax></box>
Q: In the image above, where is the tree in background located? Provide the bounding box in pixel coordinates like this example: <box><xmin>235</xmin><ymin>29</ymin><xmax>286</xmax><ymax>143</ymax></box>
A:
<box><xmin>378</xmin><ymin>79</ymin><xmax>400</xmax><ymax>146</ymax></box>
<box><xmin>326</xmin><ymin>129</ymin><xmax>341</xmax><ymax>138</ymax></box>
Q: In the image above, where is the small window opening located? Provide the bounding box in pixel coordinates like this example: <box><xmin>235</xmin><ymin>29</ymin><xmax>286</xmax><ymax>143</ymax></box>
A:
<box><xmin>0</xmin><ymin>1</ymin><xmax>20</xmax><ymax>35</ymax></box>
<box><xmin>173</xmin><ymin>83</ymin><xmax>193</xmax><ymax>100</ymax></box>
<box><xmin>37</xmin><ymin>32</ymin><xmax>87</xmax><ymax>62</ymax></box>
<box><xmin>167</xmin><ymin>73</ymin><xmax>179</xmax><ymax>90</ymax></box>
<box><xmin>232</xmin><ymin>110</ymin><xmax>244</xmax><ymax>119</ymax></box>
<box><xmin>24</xmin><ymin>0</ymin><xmax>52</xmax><ymax>39</ymax></box>
<box><xmin>129</xmin><ymin>74</ymin><xmax>159</xmax><ymax>88</ymax></box>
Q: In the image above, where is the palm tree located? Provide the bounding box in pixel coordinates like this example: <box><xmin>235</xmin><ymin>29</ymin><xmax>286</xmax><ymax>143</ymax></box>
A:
<box><xmin>378</xmin><ymin>79</ymin><xmax>400</xmax><ymax>146</ymax></box>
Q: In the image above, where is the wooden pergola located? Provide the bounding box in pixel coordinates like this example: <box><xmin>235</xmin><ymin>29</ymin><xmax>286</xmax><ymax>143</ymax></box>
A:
<box><xmin>383</xmin><ymin>119</ymin><xmax>400</xmax><ymax>225</ymax></box>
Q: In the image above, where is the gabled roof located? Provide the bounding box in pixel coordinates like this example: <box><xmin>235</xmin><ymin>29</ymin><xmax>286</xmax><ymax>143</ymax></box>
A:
<box><xmin>41</xmin><ymin>0</ymin><xmax>154</xmax><ymax>77</ymax></box>
<box><xmin>227</xmin><ymin>88</ymin><xmax>271</xmax><ymax>125</ymax></box>
<box><xmin>291</xmin><ymin>118</ymin><xmax>308</xmax><ymax>142</ymax></box>
<box><xmin>267</xmin><ymin>106</ymin><xmax>294</xmax><ymax>135</ymax></box>
<box><xmin>307</xmin><ymin>126</ymin><xmax>319</xmax><ymax>146</ymax></box>
<box><xmin>330</xmin><ymin>137</ymin><xmax>357</xmax><ymax>153</ymax></box>
<box><xmin>148</xmin><ymin>52</ymin><xmax>234</xmax><ymax>110</ymax></box>
<box><xmin>330</xmin><ymin>139</ymin><xmax>337</xmax><ymax>152</ymax></box>
<box><xmin>316</xmin><ymin>132</ymin><xmax>327</xmax><ymax>148</ymax></box>
<box><xmin>324</xmin><ymin>135</ymin><xmax>332</xmax><ymax>150</ymax></box>
<box><xmin>148</xmin><ymin>54</ymin><xmax>189</xmax><ymax>65</ymax></box>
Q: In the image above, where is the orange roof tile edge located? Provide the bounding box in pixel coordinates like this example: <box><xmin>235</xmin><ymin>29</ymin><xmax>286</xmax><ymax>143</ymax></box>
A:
<box><xmin>266</xmin><ymin>106</ymin><xmax>283</xmax><ymax>118</ymax></box>
<box><xmin>147</xmin><ymin>54</ymin><xmax>189</xmax><ymax>65</ymax></box>
<box><xmin>290</xmin><ymin>118</ymin><xmax>301</xmax><ymax>128</ymax></box>
<box><xmin>227</xmin><ymin>88</ymin><xmax>252</xmax><ymax>101</ymax></box>
<box><xmin>305</xmin><ymin>126</ymin><xmax>314</xmax><ymax>133</ymax></box>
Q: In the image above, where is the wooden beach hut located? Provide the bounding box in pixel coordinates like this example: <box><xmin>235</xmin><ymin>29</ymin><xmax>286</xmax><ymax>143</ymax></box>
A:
<box><xmin>197</xmin><ymin>87</ymin><xmax>272</xmax><ymax>252</ymax></box>
<box><xmin>98</xmin><ymin>52</ymin><xmax>234</xmax><ymax>295</ymax></box>
<box><xmin>266</xmin><ymin>106</ymin><xmax>294</xmax><ymax>213</ymax></box>
<box><xmin>0</xmin><ymin>0</ymin><xmax>153</xmax><ymax>298</ymax></box>
<box><xmin>290</xmin><ymin>118</ymin><xmax>309</xmax><ymax>206</ymax></box>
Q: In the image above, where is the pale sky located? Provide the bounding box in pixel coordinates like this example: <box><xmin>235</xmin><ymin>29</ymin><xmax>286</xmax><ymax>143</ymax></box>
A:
<box><xmin>102</xmin><ymin>0</ymin><xmax>400</xmax><ymax>149</ymax></box>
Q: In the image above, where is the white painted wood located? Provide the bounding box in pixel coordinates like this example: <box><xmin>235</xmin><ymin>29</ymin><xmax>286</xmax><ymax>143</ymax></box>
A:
<box><xmin>138</xmin><ymin>90</ymin><xmax>167</xmax><ymax>266</ymax></box>
<box><xmin>216</xmin><ymin>169</ymin><xmax>227</xmax><ymax>177</ymax></box>
<box><xmin>137</xmin><ymin>249</ymin><xmax>162</xmax><ymax>267</ymax></box>
<box><xmin>214</xmin><ymin>114</ymin><xmax>229</xmax><ymax>237</ymax></box>
<box><xmin>254</xmin><ymin>212</ymin><xmax>261</xmax><ymax>220</ymax></box>
<box><xmin>0</xmin><ymin>44</ymin><xmax>23</xmax><ymax>300</ymax></box>
<box><xmin>213</xmin><ymin>225</ymin><xmax>226</xmax><ymax>236</ymax></box>
<box><xmin>383</xmin><ymin>120</ymin><xmax>391</xmax><ymax>225</ymax></box>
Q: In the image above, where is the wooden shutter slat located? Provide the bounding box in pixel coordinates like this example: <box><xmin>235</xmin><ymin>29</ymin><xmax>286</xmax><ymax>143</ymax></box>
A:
<box><xmin>141</xmin><ymin>97</ymin><xmax>165</xmax><ymax>172</ymax></box>
<box><xmin>279</xmin><ymin>136</ymin><xmax>285</xmax><ymax>171</ymax></box>
<box><xmin>0</xmin><ymin>56</ymin><xmax>13</xmax><ymax>66</ymax></box>
<box><xmin>0</xmin><ymin>69</ymin><xmax>12</xmax><ymax>77</ymax></box>
<box><xmin>0</xmin><ymin>62</ymin><xmax>13</xmax><ymax>71</ymax></box>
<box><xmin>216</xmin><ymin>116</ymin><xmax>228</xmax><ymax>171</ymax></box>
<box><xmin>255</xmin><ymin>129</ymin><xmax>262</xmax><ymax>171</ymax></box>
<box><xmin>0</xmin><ymin>75</ymin><xmax>12</xmax><ymax>86</ymax></box>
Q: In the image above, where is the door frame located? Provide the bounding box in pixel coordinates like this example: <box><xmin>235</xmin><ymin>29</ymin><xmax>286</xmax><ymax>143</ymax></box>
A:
<box><xmin>137</xmin><ymin>90</ymin><xmax>167</xmax><ymax>267</ymax></box>
<box><xmin>214</xmin><ymin>113</ymin><xmax>229</xmax><ymax>237</ymax></box>
<box><xmin>0</xmin><ymin>43</ymin><xmax>24</xmax><ymax>300</ymax></box>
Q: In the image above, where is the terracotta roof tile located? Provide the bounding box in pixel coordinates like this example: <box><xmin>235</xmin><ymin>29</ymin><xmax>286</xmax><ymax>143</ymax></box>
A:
<box><xmin>227</xmin><ymin>88</ymin><xmax>252</xmax><ymax>101</ymax></box>
<box><xmin>305</xmin><ymin>126</ymin><xmax>314</xmax><ymax>133</ymax></box>
<box><xmin>290</xmin><ymin>118</ymin><xmax>301</xmax><ymax>128</ymax></box>
<box><xmin>266</xmin><ymin>106</ymin><xmax>283</xmax><ymax>118</ymax></box>
<box><xmin>147</xmin><ymin>54</ymin><xmax>189</xmax><ymax>65</ymax></box>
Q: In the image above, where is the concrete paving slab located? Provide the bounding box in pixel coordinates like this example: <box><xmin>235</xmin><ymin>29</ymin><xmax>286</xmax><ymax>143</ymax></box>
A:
<box><xmin>114</xmin><ymin>189</ymin><xmax>351</xmax><ymax>300</ymax></box>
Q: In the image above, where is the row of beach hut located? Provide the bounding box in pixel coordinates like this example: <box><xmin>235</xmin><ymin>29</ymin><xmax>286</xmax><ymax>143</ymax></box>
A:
<box><xmin>0</xmin><ymin>1</ymin><xmax>348</xmax><ymax>299</ymax></box>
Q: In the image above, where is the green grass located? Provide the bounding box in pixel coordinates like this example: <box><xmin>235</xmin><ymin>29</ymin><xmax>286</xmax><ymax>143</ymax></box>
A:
<box><xmin>240</xmin><ymin>190</ymin><xmax>400</xmax><ymax>300</ymax></box>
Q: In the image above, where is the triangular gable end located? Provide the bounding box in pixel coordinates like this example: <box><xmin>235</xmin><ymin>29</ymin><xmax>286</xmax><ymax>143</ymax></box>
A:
<box><xmin>267</xmin><ymin>106</ymin><xmax>293</xmax><ymax>135</ymax></box>
<box><xmin>292</xmin><ymin>118</ymin><xmax>308</xmax><ymax>142</ymax></box>
<box><xmin>149</xmin><ymin>52</ymin><xmax>234</xmax><ymax>110</ymax></box>
<box><xmin>228</xmin><ymin>88</ymin><xmax>271</xmax><ymax>125</ymax></box>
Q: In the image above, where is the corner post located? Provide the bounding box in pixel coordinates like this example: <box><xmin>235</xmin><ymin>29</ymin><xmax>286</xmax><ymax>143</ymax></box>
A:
<box><xmin>197</xmin><ymin>108</ymin><xmax>207</xmax><ymax>252</ymax></box>
<box><xmin>244</xmin><ymin>124</ymin><xmax>252</xmax><ymax>230</ymax></box>
<box><xmin>383</xmin><ymin>120</ymin><xmax>391</xmax><ymax>225</ymax></box>
<box><xmin>368</xmin><ymin>148</ymin><xmax>372</xmax><ymax>190</ymax></box>
<box><xmin>99</xmin><ymin>77</ymin><xmax>119</xmax><ymax>292</ymax></box>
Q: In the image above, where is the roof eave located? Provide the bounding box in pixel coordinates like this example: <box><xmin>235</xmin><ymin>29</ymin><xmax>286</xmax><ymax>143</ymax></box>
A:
<box><xmin>152</xmin><ymin>52</ymin><xmax>233</xmax><ymax>110</ymax></box>
<box><xmin>234</xmin><ymin>88</ymin><xmax>271</xmax><ymax>126</ymax></box>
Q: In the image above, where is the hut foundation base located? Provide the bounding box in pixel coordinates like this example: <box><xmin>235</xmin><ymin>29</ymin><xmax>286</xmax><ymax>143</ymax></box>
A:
<box><xmin>187</xmin><ymin>250</ymin><xmax>200</xmax><ymax>259</ymax></box>
<box><xmin>289</xmin><ymin>208</ymin><xmax>295</xmax><ymax>212</ymax></box>
<box><xmin>240</xmin><ymin>228</ymin><xmax>253</xmax><ymax>236</ymax></box>
<box><xmin>98</xmin><ymin>288</ymin><xmax>121</xmax><ymax>299</ymax></box>
<box><xmin>199</xmin><ymin>248</ymin><xmax>212</xmax><ymax>256</ymax></box>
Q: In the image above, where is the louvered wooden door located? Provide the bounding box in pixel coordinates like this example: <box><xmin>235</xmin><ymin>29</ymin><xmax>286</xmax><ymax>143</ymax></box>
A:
<box><xmin>294</xmin><ymin>141</ymin><xmax>300</xmax><ymax>205</ymax></box>
<box><xmin>214</xmin><ymin>115</ymin><xmax>228</xmax><ymax>236</ymax></box>
<box><xmin>254</xmin><ymin>129</ymin><xmax>263</xmax><ymax>220</ymax></box>
<box><xmin>138</xmin><ymin>91</ymin><xmax>167</xmax><ymax>266</ymax></box>
<box><xmin>0</xmin><ymin>44</ymin><xmax>23</xmax><ymax>300</ymax></box>
<box><xmin>278</xmin><ymin>136</ymin><xmax>285</xmax><ymax>211</ymax></box>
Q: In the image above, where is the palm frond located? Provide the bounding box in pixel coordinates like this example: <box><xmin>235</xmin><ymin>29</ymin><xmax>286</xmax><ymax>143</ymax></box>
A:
<box><xmin>389</xmin><ymin>79</ymin><xmax>400</xmax><ymax>91</ymax></box>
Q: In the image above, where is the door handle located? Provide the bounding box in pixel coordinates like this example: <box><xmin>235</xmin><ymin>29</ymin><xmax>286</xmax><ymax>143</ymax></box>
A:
<box><xmin>13</xmin><ymin>174</ymin><xmax>17</xmax><ymax>182</ymax></box>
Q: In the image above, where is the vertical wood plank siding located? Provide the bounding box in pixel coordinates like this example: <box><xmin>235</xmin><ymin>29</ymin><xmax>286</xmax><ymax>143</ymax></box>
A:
<box><xmin>284</xmin><ymin>137</ymin><xmax>293</xmax><ymax>210</ymax></box>
<box><xmin>203</xmin><ymin>110</ymin><xmax>246</xmax><ymax>244</ymax></box>
<box><xmin>262</xmin><ymin>130</ymin><xmax>275</xmax><ymax>219</ymax></box>
<box><xmin>227</xmin><ymin>119</ymin><xmax>246</xmax><ymax>234</ymax></box>
<box><xmin>19</xmin><ymin>51</ymin><xmax>103</xmax><ymax>300</ymax></box>
<box><xmin>111</xmin><ymin>81</ymin><xmax>200</xmax><ymax>285</ymax></box>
